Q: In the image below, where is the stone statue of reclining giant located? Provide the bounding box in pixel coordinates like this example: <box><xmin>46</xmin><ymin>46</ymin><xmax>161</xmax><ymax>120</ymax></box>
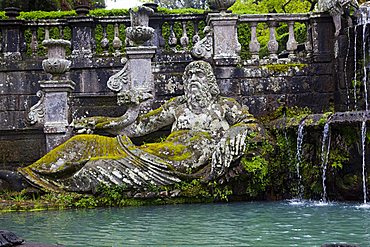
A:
<box><xmin>2</xmin><ymin>61</ymin><xmax>264</xmax><ymax>193</ymax></box>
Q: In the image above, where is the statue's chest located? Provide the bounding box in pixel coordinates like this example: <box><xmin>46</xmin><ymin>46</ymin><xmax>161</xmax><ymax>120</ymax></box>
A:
<box><xmin>172</xmin><ymin>107</ymin><xmax>229</xmax><ymax>132</ymax></box>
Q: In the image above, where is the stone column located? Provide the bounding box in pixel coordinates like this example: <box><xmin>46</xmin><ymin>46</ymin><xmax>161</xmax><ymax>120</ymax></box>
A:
<box><xmin>68</xmin><ymin>16</ymin><xmax>95</xmax><ymax>59</ymax></box>
<box><xmin>1</xmin><ymin>7</ymin><xmax>24</xmax><ymax>60</ymax></box>
<box><xmin>40</xmin><ymin>80</ymin><xmax>75</xmax><ymax>151</ymax></box>
<box><xmin>309</xmin><ymin>13</ymin><xmax>334</xmax><ymax>62</ymax></box>
<box><xmin>28</xmin><ymin>39</ymin><xmax>75</xmax><ymax>152</ymax></box>
<box><xmin>207</xmin><ymin>13</ymin><xmax>240</xmax><ymax>65</ymax></box>
<box><xmin>107</xmin><ymin>6</ymin><xmax>156</xmax><ymax>113</ymax></box>
<box><xmin>126</xmin><ymin>46</ymin><xmax>156</xmax><ymax>92</ymax></box>
<box><xmin>42</xmin><ymin>39</ymin><xmax>75</xmax><ymax>151</ymax></box>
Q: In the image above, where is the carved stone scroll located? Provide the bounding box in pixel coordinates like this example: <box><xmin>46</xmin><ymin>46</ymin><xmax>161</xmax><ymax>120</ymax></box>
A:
<box><xmin>191</xmin><ymin>26</ymin><xmax>213</xmax><ymax>60</ymax></box>
<box><xmin>107</xmin><ymin>58</ymin><xmax>129</xmax><ymax>92</ymax></box>
<box><xmin>27</xmin><ymin>91</ymin><xmax>45</xmax><ymax>125</ymax></box>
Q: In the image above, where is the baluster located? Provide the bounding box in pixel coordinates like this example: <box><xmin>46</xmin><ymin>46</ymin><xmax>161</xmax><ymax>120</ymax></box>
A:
<box><xmin>286</xmin><ymin>21</ymin><xmax>298</xmax><ymax>59</ymax></box>
<box><xmin>44</xmin><ymin>26</ymin><xmax>50</xmax><ymax>40</ymax></box>
<box><xmin>267</xmin><ymin>21</ymin><xmax>279</xmax><ymax>60</ymax></box>
<box><xmin>0</xmin><ymin>29</ymin><xmax>2</xmax><ymax>53</ymax></box>
<box><xmin>180</xmin><ymin>21</ymin><xmax>189</xmax><ymax>50</ymax></box>
<box><xmin>168</xmin><ymin>22</ymin><xmax>177</xmax><ymax>51</ymax></box>
<box><xmin>59</xmin><ymin>25</ymin><xmax>64</xmax><ymax>39</ymax></box>
<box><xmin>249</xmin><ymin>22</ymin><xmax>260</xmax><ymax>60</ymax></box>
<box><xmin>305</xmin><ymin>22</ymin><xmax>313</xmax><ymax>58</ymax></box>
<box><xmin>158</xmin><ymin>23</ymin><xmax>166</xmax><ymax>49</ymax></box>
<box><xmin>30</xmin><ymin>27</ymin><xmax>38</xmax><ymax>58</ymax></box>
<box><xmin>112</xmin><ymin>23</ymin><xmax>122</xmax><ymax>56</ymax></box>
<box><xmin>193</xmin><ymin>22</ymin><xmax>200</xmax><ymax>44</ymax></box>
<box><xmin>101</xmin><ymin>24</ymin><xmax>109</xmax><ymax>56</ymax></box>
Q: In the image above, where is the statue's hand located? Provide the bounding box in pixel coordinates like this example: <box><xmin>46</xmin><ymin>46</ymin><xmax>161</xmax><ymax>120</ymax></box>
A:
<box><xmin>211</xmin><ymin>125</ymin><xmax>249</xmax><ymax>178</ymax></box>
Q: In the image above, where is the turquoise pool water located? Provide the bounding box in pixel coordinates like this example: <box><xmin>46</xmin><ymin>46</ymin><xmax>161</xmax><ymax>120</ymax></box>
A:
<box><xmin>1</xmin><ymin>201</ymin><xmax>370</xmax><ymax>246</ymax></box>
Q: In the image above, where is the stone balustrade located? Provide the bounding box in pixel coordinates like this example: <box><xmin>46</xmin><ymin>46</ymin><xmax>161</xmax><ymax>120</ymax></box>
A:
<box><xmin>0</xmin><ymin>8</ymin><xmax>340</xmax><ymax>168</ymax></box>
<box><xmin>239</xmin><ymin>14</ymin><xmax>311</xmax><ymax>61</ymax></box>
<box><xmin>0</xmin><ymin>11</ymin><xmax>334</xmax><ymax>62</ymax></box>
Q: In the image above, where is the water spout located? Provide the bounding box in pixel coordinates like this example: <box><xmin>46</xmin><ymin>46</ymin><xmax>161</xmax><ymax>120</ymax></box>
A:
<box><xmin>363</xmin><ymin>22</ymin><xmax>368</xmax><ymax>111</ymax></box>
<box><xmin>361</xmin><ymin>120</ymin><xmax>367</xmax><ymax>204</ymax></box>
<box><xmin>320</xmin><ymin>121</ymin><xmax>331</xmax><ymax>203</ymax></box>
<box><xmin>354</xmin><ymin>25</ymin><xmax>358</xmax><ymax>110</ymax></box>
<box><xmin>295</xmin><ymin>119</ymin><xmax>305</xmax><ymax>200</ymax></box>
<box><xmin>344</xmin><ymin>27</ymin><xmax>351</xmax><ymax>111</ymax></box>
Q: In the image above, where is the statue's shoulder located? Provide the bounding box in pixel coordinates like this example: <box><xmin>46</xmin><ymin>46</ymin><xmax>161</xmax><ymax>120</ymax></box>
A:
<box><xmin>218</xmin><ymin>96</ymin><xmax>242</xmax><ymax>107</ymax></box>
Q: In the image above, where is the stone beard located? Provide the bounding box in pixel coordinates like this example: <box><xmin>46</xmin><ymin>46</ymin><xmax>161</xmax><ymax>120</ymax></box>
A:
<box><xmin>183</xmin><ymin>61</ymin><xmax>219</xmax><ymax>111</ymax></box>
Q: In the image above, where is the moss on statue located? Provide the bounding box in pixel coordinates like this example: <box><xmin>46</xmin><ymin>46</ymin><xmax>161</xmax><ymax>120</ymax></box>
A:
<box><xmin>140</xmin><ymin>142</ymin><xmax>191</xmax><ymax>161</ymax></box>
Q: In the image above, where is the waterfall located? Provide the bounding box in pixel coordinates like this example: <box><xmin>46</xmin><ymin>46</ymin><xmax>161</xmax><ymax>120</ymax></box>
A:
<box><xmin>295</xmin><ymin>120</ymin><xmax>305</xmax><ymax>200</ymax></box>
<box><xmin>354</xmin><ymin>25</ymin><xmax>358</xmax><ymax>110</ymax></box>
<box><xmin>361</xmin><ymin>120</ymin><xmax>368</xmax><ymax>204</ymax></box>
<box><xmin>357</xmin><ymin>5</ymin><xmax>370</xmax><ymax>204</ymax></box>
<box><xmin>363</xmin><ymin>22</ymin><xmax>368</xmax><ymax>111</ymax></box>
<box><xmin>344</xmin><ymin>27</ymin><xmax>351</xmax><ymax>111</ymax></box>
<box><xmin>320</xmin><ymin>122</ymin><xmax>331</xmax><ymax>203</ymax></box>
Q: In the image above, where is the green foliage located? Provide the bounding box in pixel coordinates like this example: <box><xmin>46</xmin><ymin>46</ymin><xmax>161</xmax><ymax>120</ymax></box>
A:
<box><xmin>90</xmin><ymin>8</ymin><xmax>129</xmax><ymax>16</ymax></box>
<box><xmin>237</xmin><ymin>23</ymin><xmax>251</xmax><ymax>60</ymax></box>
<box><xmin>174</xmin><ymin>180</ymin><xmax>232</xmax><ymax>201</ymax></box>
<box><xmin>175</xmin><ymin>180</ymin><xmax>211</xmax><ymax>198</ymax></box>
<box><xmin>240</xmin><ymin>138</ymin><xmax>274</xmax><ymax>197</ymax></box>
<box><xmin>230</xmin><ymin>0</ymin><xmax>312</xmax><ymax>14</ymax></box>
<box><xmin>19</xmin><ymin>10</ymin><xmax>76</xmax><ymax>19</ymax></box>
<box><xmin>157</xmin><ymin>7</ymin><xmax>205</xmax><ymax>14</ymax></box>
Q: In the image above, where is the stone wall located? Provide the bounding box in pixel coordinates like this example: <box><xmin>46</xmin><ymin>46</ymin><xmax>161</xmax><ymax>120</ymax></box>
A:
<box><xmin>0</xmin><ymin>10</ymin><xmax>344</xmax><ymax>169</ymax></box>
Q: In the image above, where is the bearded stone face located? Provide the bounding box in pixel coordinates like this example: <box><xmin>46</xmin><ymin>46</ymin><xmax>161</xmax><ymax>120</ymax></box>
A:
<box><xmin>182</xmin><ymin>61</ymin><xmax>219</xmax><ymax>111</ymax></box>
<box><xmin>184</xmin><ymin>68</ymin><xmax>213</xmax><ymax>110</ymax></box>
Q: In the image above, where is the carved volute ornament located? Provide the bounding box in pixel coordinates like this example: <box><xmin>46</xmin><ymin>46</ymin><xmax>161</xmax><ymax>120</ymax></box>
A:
<box><xmin>191</xmin><ymin>26</ymin><xmax>213</xmax><ymax>60</ymax></box>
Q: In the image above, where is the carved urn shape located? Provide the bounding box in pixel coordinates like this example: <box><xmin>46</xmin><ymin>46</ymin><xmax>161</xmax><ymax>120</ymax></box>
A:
<box><xmin>126</xmin><ymin>6</ymin><xmax>155</xmax><ymax>46</ymax></box>
<box><xmin>208</xmin><ymin>0</ymin><xmax>236</xmax><ymax>12</ymax></box>
<box><xmin>74</xmin><ymin>0</ymin><xmax>91</xmax><ymax>16</ymax></box>
<box><xmin>130</xmin><ymin>6</ymin><xmax>154</xmax><ymax>27</ymax></box>
<box><xmin>42</xmin><ymin>39</ymin><xmax>71</xmax><ymax>79</ymax></box>
<box><xmin>4</xmin><ymin>7</ymin><xmax>20</xmax><ymax>19</ymax></box>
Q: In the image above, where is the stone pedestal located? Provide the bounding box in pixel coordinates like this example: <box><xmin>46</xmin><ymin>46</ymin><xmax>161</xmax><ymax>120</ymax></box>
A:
<box><xmin>310</xmin><ymin>13</ymin><xmax>334</xmax><ymax>62</ymax></box>
<box><xmin>1</xmin><ymin>20</ymin><xmax>24</xmax><ymax>60</ymax></box>
<box><xmin>40</xmin><ymin>80</ymin><xmax>75</xmax><ymax>151</ymax></box>
<box><xmin>207</xmin><ymin>13</ymin><xmax>240</xmax><ymax>65</ymax></box>
<box><xmin>68</xmin><ymin>17</ymin><xmax>95</xmax><ymax>59</ymax></box>
<box><xmin>126</xmin><ymin>46</ymin><xmax>156</xmax><ymax>93</ymax></box>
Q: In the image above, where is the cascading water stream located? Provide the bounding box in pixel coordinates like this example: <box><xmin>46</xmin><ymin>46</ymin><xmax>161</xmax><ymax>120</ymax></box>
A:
<box><xmin>295</xmin><ymin>120</ymin><xmax>305</xmax><ymax>200</ymax></box>
<box><xmin>363</xmin><ymin>21</ymin><xmax>368</xmax><ymax>111</ymax></box>
<box><xmin>354</xmin><ymin>25</ymin><xmax>358</xmax><ymax>110</ymax></box>
<box><xmin>361</xmin><ymin>120</ymin><xmax>367</xmax><ymax>204</ymax></box>
<box><xmin>357</xmin><ymin>5</ymin><xmax>370</xmax><ymax>204</ymax></box>
<box><xmin>344</xmin><ymin>27</ymin><xmax>351</xmax><ymax>111</ymax></box>
<box><xmin>320</xmin><ymin>121</ymin><xmax>331</xmax><ymax>203</ymax></box>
